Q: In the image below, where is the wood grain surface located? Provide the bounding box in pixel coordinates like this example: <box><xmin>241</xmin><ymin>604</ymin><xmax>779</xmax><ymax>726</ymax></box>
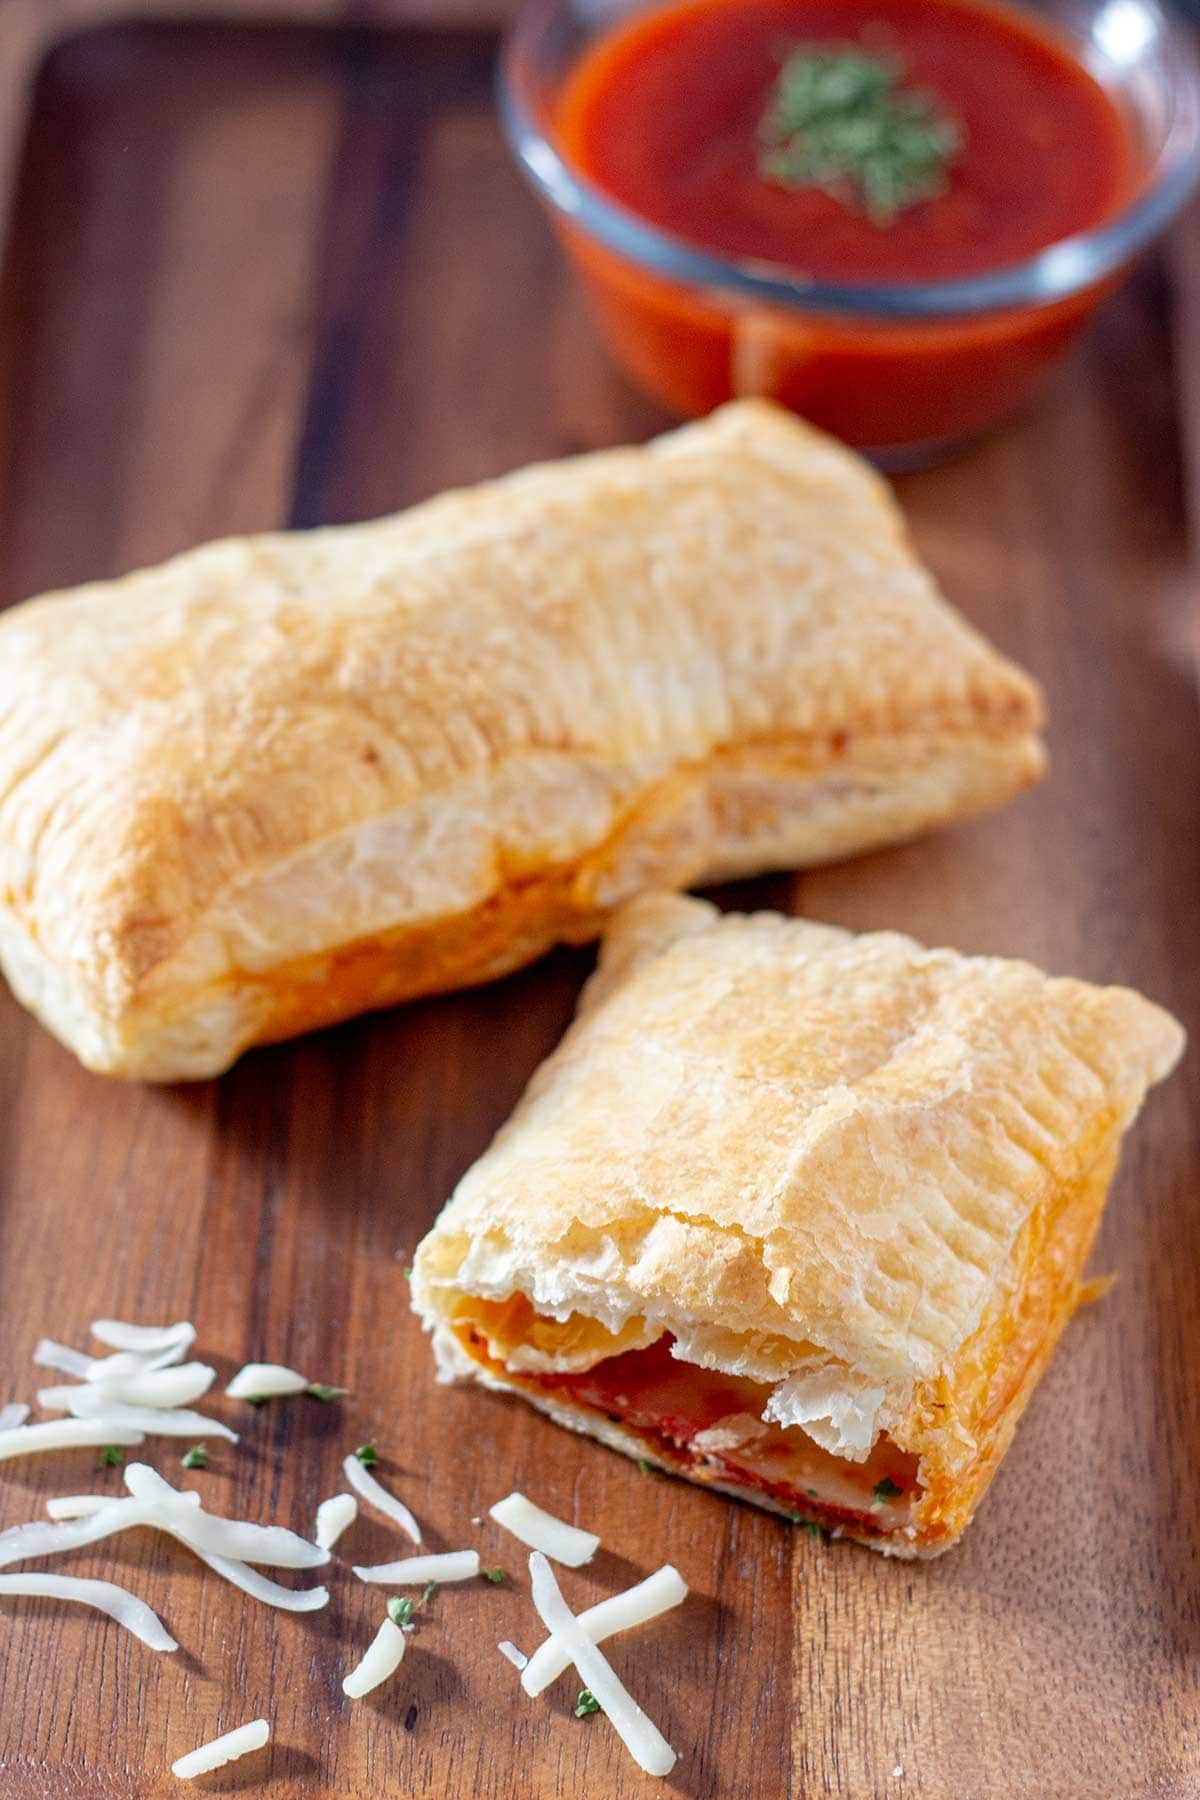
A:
<box><xmin>0</xmin><ymin>19</ymin><xmax>1197</xmax><ymax>1800</ymax></box>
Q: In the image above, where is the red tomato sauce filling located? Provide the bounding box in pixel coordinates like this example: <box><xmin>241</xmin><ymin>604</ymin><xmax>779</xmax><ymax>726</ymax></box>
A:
<box><xmin>468</xmin><ymin>1329</ymin><xmax>920</xmax><ymax>1534</ymax></box>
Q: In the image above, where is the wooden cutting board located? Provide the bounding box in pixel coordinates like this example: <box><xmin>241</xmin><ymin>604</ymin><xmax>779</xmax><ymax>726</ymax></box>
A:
<box><xmin>0</xmin><ymin>15</ymin><xmax>1197</xmax><ymax>1800</ymax></box>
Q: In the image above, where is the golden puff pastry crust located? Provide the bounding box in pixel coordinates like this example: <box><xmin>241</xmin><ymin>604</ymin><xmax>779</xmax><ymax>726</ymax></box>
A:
<box><xmin>412</xmin><ymin>894</ymin><xmax>1184</xmax><ymax>1555</ymax></box>
<box><xmin>0</xmin><ymin>401</ymin><xmax>1043</xmax><ymax>1079</ymax></box>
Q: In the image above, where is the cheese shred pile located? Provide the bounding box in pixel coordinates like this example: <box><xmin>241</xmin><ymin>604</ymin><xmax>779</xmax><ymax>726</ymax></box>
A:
<box><xmin>6</xmin><ymin>1319</ymin><xmax>231</xmax><ymax>1460</ymax></box>
<box><xmin>0</xmin><ymin>1312</ymin><xmax>693</xmax><ymax>1783</ymax></box>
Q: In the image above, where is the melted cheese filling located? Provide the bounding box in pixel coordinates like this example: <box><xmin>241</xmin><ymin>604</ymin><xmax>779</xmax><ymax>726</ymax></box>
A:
<box><xmin>458</xmin><ymin>1326</ymin><xmax>919</xmax><ymax>1534</ymax></box>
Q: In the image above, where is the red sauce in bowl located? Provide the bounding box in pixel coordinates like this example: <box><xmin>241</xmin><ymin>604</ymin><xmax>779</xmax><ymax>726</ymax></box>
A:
<box><xmin>543</xmin><ymin>0</ymin><xmax>1141</xmax><ymax>449</ymax></box>
<box><xmin>559</xmin><ymin>0</ymin><xmax>1134</xmax><ymax>282</ymax></box>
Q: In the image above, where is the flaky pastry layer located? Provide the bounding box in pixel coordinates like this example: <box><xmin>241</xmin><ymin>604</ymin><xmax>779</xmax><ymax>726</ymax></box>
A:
<box><xmin>0</xmin><ymin>402</ymin><xmax>1042</xmax><ymax>1077</ymax></box>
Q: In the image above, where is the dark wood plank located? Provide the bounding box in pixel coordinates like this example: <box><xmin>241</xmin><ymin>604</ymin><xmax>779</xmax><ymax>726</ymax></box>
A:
<box><xmin>0</xmin><ymin>19</ymin><xmax>1196</xmax><ymax>1800</ymax></box>
<box><xmin>790</xmin><ymin>273</ymin><xmax>1200</xmax><ymax>1800</ymax></box>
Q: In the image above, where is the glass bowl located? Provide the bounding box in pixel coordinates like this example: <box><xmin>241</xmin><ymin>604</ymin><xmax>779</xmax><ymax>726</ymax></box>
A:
<box><xmin>499</xmin><ymin>0</ymin><xmax>1200</xmax><ymax>464</ymax></box>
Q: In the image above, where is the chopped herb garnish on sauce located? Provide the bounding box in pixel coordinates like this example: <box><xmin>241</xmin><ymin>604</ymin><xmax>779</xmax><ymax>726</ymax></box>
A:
<box><xmin>96</xmin><ymin>1445</ymin><xmax>124</xmax><ymax>1469</ymax></box>
<box><xmin>637</xmin><ymin>1458</ymin><xmax>653</xmax><ymax>1476</ymax></box>
<box><xmin>873</xmin><ymin>1475</ymin><xmax>903</xmax><ymax>1501</ymax></box>
<box><xmin>758</xmin><ymin>44</ymin><xmax>962</xmax><ymax>223</ymax></box>
<box><xmin>481</xmin><ymin>1566</ymin><xmax>505</xmax><ymax>1584</ymax></box>
<box><xmin>355</xmin><ymin>1442</ymin><xmax>379</xmax><ymax>1468</ymax></box>
<box><xmin>181</xmin><ymin>1443</ymin><xmax>208</xmax><ymax>1470</ymax></box>
<box><xmin>305</xmin><ymin>1383</ymin><xmax>348</xmax><ymax>1402</ymax></box>
<box><xmin>575</xmin><ymin>1689</ymin><xmax>602</xmax><ymax>1717</ymax></box>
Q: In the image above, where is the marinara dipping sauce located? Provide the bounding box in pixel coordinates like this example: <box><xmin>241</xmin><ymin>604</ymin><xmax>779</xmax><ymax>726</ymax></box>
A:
<box><xmin>510</xmin><ymin>0</ymin><xmax>1143</xmax><ymax>454</ymax></box>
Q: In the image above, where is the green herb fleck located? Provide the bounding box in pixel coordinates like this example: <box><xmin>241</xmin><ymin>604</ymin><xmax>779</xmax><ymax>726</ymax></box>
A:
<box><xmin>388</xmin><ymin>1581</ymin><xmax>436</xmax><ymax>1627</ymax></box>
<box><xmin>403</xmin><ymin>1266</ymin><xmax>414</xmax><ymax>1281</ymax></box>
<box><xmin>245</xmin><ymin>1395</ymin><xmax>269</xmax><ymax>1409</ymax></box>
<box><xmin>181</xmin><ymin>1444</ymin><xmax>207</xmax><ymax>1470</ymax></box>
<box><xmin>481</xmin><ymin>1567</ymin><xmax>505</xmax><ymax>1584</ymax></box>
<box><xmin>575</xmin><ymin>1689</ymin><xmax>602</xmax><ymax>1718</ymax></box>
<box><xmin>799</xmin><ymin>1519</ymin><xmax>826</xmax><ymax>1539</ymax></box>
<box><xmin>96</xmin><ymin>1445</ymin><xmax>124</xmax><ymax>1469</ymax></box>
<box><xmin>805</xmin><ymin>1488</ymin><xmax>819</xmax><ymax>1499</ymax></box>
<box><xmin>305</xmin><ymin>1383</ymin><xmax>348</xmax><ymax>1402</ymax></box>
<box><xmin>758</xmin><ymin>43</ymin><xmax>962</xmax><ymax>224</ymax></box>
<box><xmin>637</xmin><ymin>1458</ymin><xmax>653</xmax><ymax>1476</ymax></box>
<box><xmin>355</xmin><ymin>1442</ymin><xmax>379</xmax><ymax>1468</ymax></box>
<box><xmin>873</xmin><ymin>1476</ymin><xmax>903</xmax><ymax>1501</ymax></box>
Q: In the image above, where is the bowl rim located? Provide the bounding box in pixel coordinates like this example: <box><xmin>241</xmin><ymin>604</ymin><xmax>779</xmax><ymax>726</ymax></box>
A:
<box><xmin>498</xmin><ymin>0</ymin><xmax>1200</xmax><ymax>320</ymax></box>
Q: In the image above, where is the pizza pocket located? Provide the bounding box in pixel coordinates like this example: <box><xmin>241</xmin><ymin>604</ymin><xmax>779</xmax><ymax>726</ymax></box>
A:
<box><xmin>412</xmin><ymin>894</ymin><xmax>1183</xmax><ymax>1555</ymax></box>
<box><xmin>0</xmin><ymin>401</ymin><xmax>1042</xmax><ymax>1079</ymax></box>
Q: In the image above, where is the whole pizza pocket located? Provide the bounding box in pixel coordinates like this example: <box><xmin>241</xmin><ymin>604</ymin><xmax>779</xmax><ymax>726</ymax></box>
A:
<box><xmin>0</xmin><ymin>400</ymin><xmax>1042</xmax><ymax>1080</ymax></box>
<box><xmin>412</xmin><ymin>894</ymin><xmax>1184</xmax><ymax>1556</ymax></box>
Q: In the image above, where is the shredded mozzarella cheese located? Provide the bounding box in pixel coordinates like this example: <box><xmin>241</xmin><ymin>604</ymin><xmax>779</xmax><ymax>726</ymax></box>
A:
<box><xmin>45</xmin><ymin>1495</ymin><xmax>110</xmax><ymax>1521</ymax></box>
<box><xmin>122</xmin><ymin>1465</ymin><xmax>327</xmax><ymax>1567</ymax></box>
<box><xmin>38</xmin><ymin>1488</ymin><xmax>326</xmax><ymax>1608</ymax></box>
<box><xmin>342</xmin><ymin>1616</ymin><xmax>407</xmax><ymax>1698</ymax></box>
<box><xmin>352</xmin><ymin>1550</ymin><xmax>480</xmax><ymax>1585</ymax></box>
<box><xmin>37</xmin><ymin>1394</ymin><xmax>237</xmax><ymax>1442</ymax></box>
<box><xmin>32</xmin><ymin>1341</ymin><xmax>97</xmax><ymax>1379</ymax></box>
<box><xmin>34</xmin><ymin>1337</ymin><xmax>198</xmax><ymax>1385</ymax></box>
<box><xmin>195</xmin><ymin>1552</ymin><xmax>329</xmax><ymax>1613</ymax></box>
<box><xmin>171</xmin><ymin>1718</ymin><xmax>269</xmax><ymax>1779</ymax></box>
<box><xmin>86</xmin><ymin>1344</ymin><xmax>195</xmax><ymax>1382</ymax></box>
<box><xmin>90</xmin><ymin>1319</ymin><xmax>196</xmax><ymax>1356</ymax></box>
<box><xmin>225</xmin><ymin>1363</ymin><xmax>309</xmax><ymax>1399</ymax></box>
<box><xmin>0</xmin><ymin>1420</ymin><xmax>144</xmax><ymax>1462</ymax></box>
<box><xmin>45</xmin><ymin>1491</ymin><xmax>196</xmax><ymax>1521</ymax></box>
<box><xmin>2</xmin><ymin>1490</ymin><xmax>330</xmax><ymax>1610</ymax></box>
<box><xmin>39</xmin><ymin>1363</ymin><xmax>216</xmax><ymax>1412</ymax></box>
<box><xmin>121</xmin><ymin>1463</ymin><xmax>196</xmax><ymax>1506</ymax></box>
<box><xmin>0</xmin><ymin>1469</ymin><xmax>324</xmax><ymax>1569</ymax></box>
<box><xmin>0</xmin><ymin>1403</ymin><xmax>29</xmax><ymax>1431</ymax></box>
<box><xmin>0</xmin><ymin>1498</ymin><xmax>158</xmax><ymax>1568</ymax></box>
<box><xmin>315</xmin><ymin>1493</ymin><xmax>358</xmax><ymax>1551</ymax></box>
<box><xmin>527</xmin><ymin>1552</ymin><xmax>676</xmax><ymax>1778</ymax></box>
<box><xmin>341</xmin><ymin>1454</ymin><xmax>422</xmax><ymax>1544</ymax></box>
<box><xmin>521</xmin><ymin>1564</ymin><xmax>688</xmax><ymax>1696</ymax></box>
<box><xmin>498</xmin><ymin>1640</ymin><xmax>529</xmax><ymax>1670</ymax></box>
<box><xmin>489</xmin><ymin>1492</ymin><xmax>599</xmax><ymax>1567</ymax></box>
<box><xmin>0</xmin><ymin>1572</ymin><xmax>177</xmax><ymax>1652</ymax></box>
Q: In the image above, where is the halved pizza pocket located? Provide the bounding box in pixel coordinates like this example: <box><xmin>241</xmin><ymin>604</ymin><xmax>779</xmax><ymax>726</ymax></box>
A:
<box><xmin>412</xmin><ymin>894</ymin><xmax>1184</xmax><ymax>1556</ymax></box>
